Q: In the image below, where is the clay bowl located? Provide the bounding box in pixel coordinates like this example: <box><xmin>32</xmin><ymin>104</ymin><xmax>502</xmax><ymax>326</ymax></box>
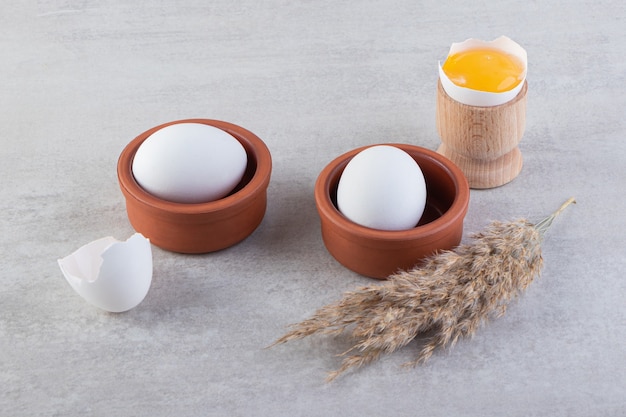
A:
<box><xmin>315</xmin><ymin>144</ymin><xmax>469</xmax><ymax>279</ymax></box>
<box><xmin>117</xmin><ymin>119</ymin><xmax>272</xmax><ymax>253</ymax></box>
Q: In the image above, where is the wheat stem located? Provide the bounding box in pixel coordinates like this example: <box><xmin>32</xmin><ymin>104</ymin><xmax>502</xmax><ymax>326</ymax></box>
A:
<box><xmin>535</xmin><ymin>197</ymin><xmax>576</xmax><ymax>235</ymax></box>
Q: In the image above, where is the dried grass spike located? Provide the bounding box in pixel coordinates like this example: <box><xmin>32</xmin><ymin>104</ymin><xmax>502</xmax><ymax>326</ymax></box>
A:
<box><xmin>271</xmin><ymin>198</ymin><xmax>575</xmax><ymax>381</ymax></box>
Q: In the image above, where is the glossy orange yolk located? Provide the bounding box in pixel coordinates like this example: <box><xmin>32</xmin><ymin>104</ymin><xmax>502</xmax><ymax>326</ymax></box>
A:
<box><xmin>442</xmin><ymin>48</ymin><xmax>525</xmax><ymax>93</ymax></box>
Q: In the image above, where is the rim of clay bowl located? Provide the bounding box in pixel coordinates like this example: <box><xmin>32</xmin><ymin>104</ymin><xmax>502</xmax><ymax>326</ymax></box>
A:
<box><xmin>118</xmin><ymin>119</ymin><xmax>272</xmax><ymax>216</ymax></box>
<box><xmin>315</xmin><ymin>144</ymin><xmax>469</xmax><ymax>246</ymax></box>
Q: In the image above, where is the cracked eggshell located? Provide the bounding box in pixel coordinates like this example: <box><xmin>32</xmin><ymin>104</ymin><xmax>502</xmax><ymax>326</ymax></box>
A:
<box><xmin>438</xmin><ymin>36</ymin><xmax>527</xmax><ymax>107</ymax></box>
<box><xmin>58</xmin><ymin>233</ymin><xmax>152</xmax><ymax>313</ymax></box>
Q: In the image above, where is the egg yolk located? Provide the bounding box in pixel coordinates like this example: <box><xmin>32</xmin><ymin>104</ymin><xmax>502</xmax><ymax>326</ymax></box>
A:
<box><xmin>442</xmin><ymin>48</ymin><xmax>525</xmax><ymax>93</ymax></box>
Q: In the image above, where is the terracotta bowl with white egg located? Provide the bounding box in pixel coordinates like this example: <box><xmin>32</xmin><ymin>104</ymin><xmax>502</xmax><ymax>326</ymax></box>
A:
<box><xmin>315</xmin><ymin>144</ymin><xmax>469</xmax><ymax>279</ymax></box>
<box><xmin>117</xmin><ymin>119</ymin><xmax>272</xmax><ymax>253</ymax></box>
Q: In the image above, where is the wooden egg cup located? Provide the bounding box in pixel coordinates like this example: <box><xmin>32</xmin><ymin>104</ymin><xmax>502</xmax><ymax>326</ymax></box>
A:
<box><xmin>436</xmin><ymin>80</ymin><xmax>527</xmax><ymax>189</ymax></box>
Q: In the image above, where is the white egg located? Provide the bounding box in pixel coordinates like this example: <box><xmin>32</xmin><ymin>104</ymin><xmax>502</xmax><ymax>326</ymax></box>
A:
<box><xmin>336</xmin><ymin>145</ymin><xmax>427</xmax><ymax>231</ymax></box>
<box><xmin>132</xmin><ymin>123</ymin><xmax>248</xmax><ymax>204</ymax></box>
<box><xmin>58</xmin><ymin>233</ymin><xmax>152</xmax><ymax>313</ymax></box>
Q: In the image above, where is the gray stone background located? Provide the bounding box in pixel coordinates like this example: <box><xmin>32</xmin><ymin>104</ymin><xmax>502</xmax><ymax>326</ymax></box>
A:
<box><xmin>1</xmin><ymin>1</ymin><xmax>624</xmax><ymax>415</ymax></box>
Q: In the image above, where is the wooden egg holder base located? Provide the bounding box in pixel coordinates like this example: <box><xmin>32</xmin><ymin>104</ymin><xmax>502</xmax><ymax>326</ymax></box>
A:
<box><xmin>436</xmin><ymin>80</ymin><xmax>528</xmax><ymax>189</ymax></box>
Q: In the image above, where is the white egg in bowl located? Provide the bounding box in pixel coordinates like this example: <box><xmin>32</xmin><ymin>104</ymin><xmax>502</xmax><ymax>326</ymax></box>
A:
<box><xmin>336</xmin><ymin>145</ymin><xmax>427</xmax><ymax>231</ymax></box>
<box><xmin>131</xmin><ymin>123</ymin><xmax>248</xmax><ymax>204</ymax></box>
<box><xmin>117</xmin><ymin>119</ymin><xmax>272</xmax><ymax>253</ymax></box>
<box><xmin>315</xmin><ymin>144</ymin><xmax>470</xmax><ymax>279</ymax></box>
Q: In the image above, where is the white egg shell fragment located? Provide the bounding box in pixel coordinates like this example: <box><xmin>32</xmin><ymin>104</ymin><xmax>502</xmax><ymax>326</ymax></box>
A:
<box><xmin>132</xmin><ymin>123</ymin><xmax>248</xmax><ymax>204</ymax></box>
<box><xmin>438</xmin><ymin>36</ymin><xmax>527</xmax><ymax>106</ymax></box>
<box><xmin>337</xmin><ymin>145</ymin><xmax>427</xmax><ymax>231</ymax></box>
<box><xmin>58</xmin><ymin>233</ymin><xmax>153</xmax><ymax>313</ymax></box>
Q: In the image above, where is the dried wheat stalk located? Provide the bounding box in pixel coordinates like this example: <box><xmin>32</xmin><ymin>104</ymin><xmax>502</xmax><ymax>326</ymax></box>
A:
<box><xmin>271</xmin><ymin>198</ymin><xmax>575</xmax><ymax>382</ymax></box>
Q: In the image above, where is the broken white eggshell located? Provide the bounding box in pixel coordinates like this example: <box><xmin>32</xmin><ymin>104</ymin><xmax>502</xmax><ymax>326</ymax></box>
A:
<box><xmin>438</xmin><ymin>36</ymin><xmax>527</xmax><ymax>107</ymax></box>
<box><xmin>58</xmin><ymin>233</ymin><xmax>153</xmax><ymax>313</ymax></box>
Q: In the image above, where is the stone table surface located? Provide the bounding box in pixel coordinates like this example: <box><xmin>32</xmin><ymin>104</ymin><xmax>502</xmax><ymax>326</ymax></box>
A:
<box><xmin>1</xmin><ymin>1</ymin><xmax>625</xmax><ymax>416</ymax></box>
